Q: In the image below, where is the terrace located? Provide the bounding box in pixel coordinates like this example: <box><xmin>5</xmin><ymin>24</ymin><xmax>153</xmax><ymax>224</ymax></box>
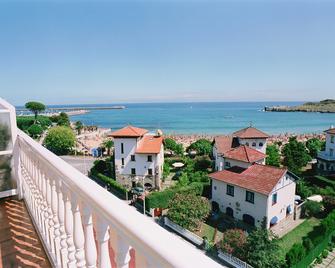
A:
<box><xmin>0</xmin><ymin>98</ymin><xmax>221</xmax><ymax>268</ymax></box>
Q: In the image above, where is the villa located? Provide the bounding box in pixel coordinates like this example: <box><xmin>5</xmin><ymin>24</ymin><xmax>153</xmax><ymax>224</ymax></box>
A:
<box><xmin>110</xmin><ymin>125</ymin><xmax>164</xmax><ymax>190</ymax></box>
<box><xmin>210</xmin><ymin>126</ymin><xmax>296</xmax><ymax>229</ymax></box>
<box><xmin>317</xmin><ymin>126</ymin><xmax>335</xmax><ymax>175</ymax></box>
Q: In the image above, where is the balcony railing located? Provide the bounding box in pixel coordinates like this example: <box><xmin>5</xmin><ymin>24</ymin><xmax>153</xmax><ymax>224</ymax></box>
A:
<box><xmin>318</xmin><ymin>151</ymin><xmax>335</xmax><ymax>161</ymax></box>
<box><xmin>11</xmin><ymin>129</ymin><xmax>221</xmax><ymax>267</ymax></box>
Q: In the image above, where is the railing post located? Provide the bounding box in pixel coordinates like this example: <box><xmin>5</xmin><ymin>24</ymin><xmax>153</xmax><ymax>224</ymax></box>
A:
<box><xmin>71</xmin><ymin>194</ymin><xmax>86</xmax><ymax>267</ymax></box>
<box><xmin>46</xmin><ymin>176</ymin><xmax>55</xmax><ymax>255</ymax></box>
<box><xmin>96</xmin><ymin>218</ymin><xmax>111</xmax><ymax>268</ymax></box>
<box><xmin>51</xmin><ymin>177</ymin><xmax>61</xmax><ymax>266</ymax></box>
<box><xmin>57</xmin><ymin>180</ymin><xmax>68</xmax><ymax>268</ymax></box>
<box><xmin>82</xmin><ymin>205</ymin><xmax>97</xmax><ymax>268</ymax></box>
<box><xmin>110</xmin><ymin>227</ymin><xmax>131</xmax><ymax>268</ymax></box>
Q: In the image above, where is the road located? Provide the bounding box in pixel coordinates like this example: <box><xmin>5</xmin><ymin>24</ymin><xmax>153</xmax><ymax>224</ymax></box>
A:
<box><xmin>60</xmin><ymin>155</ymin><xmax>96</xmax><ymax>175</ymax></box>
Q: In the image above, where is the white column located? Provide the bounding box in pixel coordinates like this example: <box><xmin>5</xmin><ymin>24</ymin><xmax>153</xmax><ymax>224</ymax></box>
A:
<box><xmin>46</xmin><ymin>176</ymin><xmax>55</xmax><ymax>255</ymax></box>
<box><xmin>57</xmin><ymin>180</ymin><xmax>68</xmax><ymax>268</ymax></box>
<box><xmin>82</xmin><ymin>205</ymin><xmax>97</xmax><ymax>268</ymax></box>
<box><xmin>71</xmin><ymin>194</ymin><xmax>86</xmax><ymax>267</ymax></box>
<box><xmin>110</xmin><ymin>227</ymin><xmax>131</xmax><ymax>268</ymax></box>
<box><xmin>96</xmin><ymin>218</ymin><xmax>111</xmax><ymax>268</ymax></box>
<box><xmin>51</xmin><ymin>178</ymin><xmax>61</xmax><ymax>266</ymax></box>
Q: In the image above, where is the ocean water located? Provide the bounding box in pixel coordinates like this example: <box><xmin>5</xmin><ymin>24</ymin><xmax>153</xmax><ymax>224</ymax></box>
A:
<box><xmin>65</xmin><ymin>102</ymin><xmax>335</xmax><ymax>135</ymax></box>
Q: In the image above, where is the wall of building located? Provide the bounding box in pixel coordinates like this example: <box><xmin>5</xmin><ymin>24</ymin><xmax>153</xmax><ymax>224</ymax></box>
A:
<box><xmin>238</xmin><ymin>138</ymin><xmax>267</xmax><ymax>154</ymax></box>
<box><xmin>326</xmin><ymin>132</ymin><xmax>335</xmax><ymax>156</ymax></box>
<box><xmin>211</xmin><ymin>180</ymin><xmax>268</xmax><ymax>228</ymax></box>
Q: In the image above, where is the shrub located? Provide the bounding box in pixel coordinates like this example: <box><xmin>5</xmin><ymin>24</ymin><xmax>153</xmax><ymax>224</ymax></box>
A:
<box><xmin>43</xmin><ymin>126</ymin><xmax>75</xmax><ymax>155</ymax></box>
<box><xmin>167</xmin><ymin>193</ymin><xmax>210</xmax><ymax>231</ymax></box>
<box><xmin>303</xmin><ymin>201</ymin><xmax>322</xmax><ymax>217</ymax></box>
<box><xmin>219</xmin><ymin>229</ymin><xmax>247</xmax><ymax>258</ymax></box>
<box><xmin>146</xmin><ymin>189</ymin><xmax>176</xmax><ymax>209</ymax></box>
<box><xmin>322</xmin><ymin>249</ymin><xmax>329</xmax><ymax>259</ymax></box>
<box><xmin>17</xmin><ymin>115</ymin><xmax>51</xmax><ymax>131</ymax></box>
<box><xmin>27</xmin><ymin>124</ymin><xmax>43</xmax><ymax>138</ymax></box>
<box><xmin>321</xmin><ymin>210</ymin><xmax>335</xmax><ymax>234</ymax></box>
<box><xmin>95</xmin><ymin>173</ymin><xmax>128</xmax><ymax>199</ymax></box>
<box><xmin>188</xmin><ymin>139</ymin><xmax>213</xmax><ymax>156</ymax></box>
<box><xmin>296</xmin><ymin>180</ymin><xmax>313</xmax><ymax>199</ymax></box>
<box><xmin>286</xmin><ymin>243</ymin><xmax>306</xmax><ymax>267</ymax></box>
<box><xmin>163</xmin><ymin>161</ymin><xmax>170</xmax><ymax>179</ymax></box>
<box><xmin>194</xmin><ymin>156</ymin><xmax>212</xmax><ymax>172</ymax></box>
<box><xmin>302</xmin><ymin>237</ymin><xmax>314</xmax><ymax>251</ymax></box>
<box><xmin>164</xmin><ymin>138</ymin><xmax>184</xmax><ymax>155</ymax></box>
<box><xmin>323</xmin><ymin>196</ymin><xmax>335</xmax><ymax>213</ymax></box>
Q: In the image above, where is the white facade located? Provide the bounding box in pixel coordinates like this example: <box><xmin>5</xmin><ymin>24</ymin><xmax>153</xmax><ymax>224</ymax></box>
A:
<box><xmin>114</xmin><ymin>136</ymin><xmax>164</xmax><ymax>189</ymax></box>
<box><xmin>317</xmin><ymin>129</ymin><xmax>335</xmax><ymax>173</ymax></box>
<box><xmin>238</xmin><ymin>138</ymin><xmax>267</xmax><ymax>154</ymax></box>
<box><xmin>211</xmin><ymin>173</ymin><xmax>296</xmax><ymax>228</ymax></box>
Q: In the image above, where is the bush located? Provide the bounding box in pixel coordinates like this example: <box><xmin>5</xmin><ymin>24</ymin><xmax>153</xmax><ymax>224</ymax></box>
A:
<box><xmin>188</xmin><ymin>139</ymin><xmax>213</xmax><ymax>156</ymax></box>
<box><xmin>167</xmin><ymin>193</ymin><xmax>210</xmax><ymax>231</ymax></box>
<box><xmin>164</xmin><ymin>138</ymin><xmax>184</xmax><ymax>155</ymax></box>
<box><xmin>323</xmin><ymin>196</ymin><xmax>335</xmax><ymax>213</ymax></box>
<box><xmin>286</xmin><ymin>243</ymin><xmax>306</xmax><ymax>267</ymax></box>
<box><xmin>303</xmin><ymin>201</ymin><xmax>322</xmax><ymax>217</ymax></box>
<box><xmin>219</xmin><ymin>229</ymin><xmax>247</xmax><ymax>258</ymax></box>
<box><xmin>296</xmin><ymin>180</ymin><xmax>313</xmax><ymax>199</ymax></box>
<box><xmin>322</xmin><ymin>249</ymin><xmax>329</xmax><ymax>259</ymax></box>
<box><xmin>302</xmin><ymin>237</ymin><xmax>314</xmax><ymax>251</ymax></box>
<box><xmin>43</xmin><ymin>126</ymin><xmax>75</xmax><ymax>155</ymax></box>
<box><xmin>321</xmin><ymin>210</ymin><xmax>335</xmax><ymax>234</ymax></box>
<box><xmin>94</xmin><ymin>173</ymin><xmax>128</xmax><ymax>199</ymax></box>
<box><xmin>163</xmin><ymin>161</ymin><xmax>170</xmax><ymax>179</ymax></box>
<box><xmin>194</xmin><ymin>156</ymin><xmax>212</xmax><ymax>172</ymax></box>
<box><xmin>17</xmin><ymin>115</ymin><xmax>51</xmax><ymax>131</ymax></box>
<box><xmin>27</xmin><ymin>124</ymin><xmax>43</xmax><ymax>138</ymax></box>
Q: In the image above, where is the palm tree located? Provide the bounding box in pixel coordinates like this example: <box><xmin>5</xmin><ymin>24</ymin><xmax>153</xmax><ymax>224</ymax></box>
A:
<box><xmin>102</xmin><ymin>139</ymin><xmax>114</xmax><ymax>156</ymax></box>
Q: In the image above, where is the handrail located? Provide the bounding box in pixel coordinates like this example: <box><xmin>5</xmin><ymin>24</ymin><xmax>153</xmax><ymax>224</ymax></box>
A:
<box><xmin>17</xmin><ymin>129</ymin><xmax>222</xmax><ymax>268</ymax></box>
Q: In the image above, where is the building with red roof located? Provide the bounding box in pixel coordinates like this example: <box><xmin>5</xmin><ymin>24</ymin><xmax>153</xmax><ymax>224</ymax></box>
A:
<box><xmin>110</xmin><ymin>125</ymin><xmax>164</xmax><ymax>190</ymax></box>
<box><xmin>317</xmin><ymin>126</ymin><xmax>335</xmax><ymax>175</ymax></box>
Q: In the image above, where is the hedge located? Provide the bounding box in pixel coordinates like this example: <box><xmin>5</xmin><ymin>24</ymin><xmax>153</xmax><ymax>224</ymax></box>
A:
<box><xmin>93</xmin><ymin>173</ymin><xmax>129</xmax><ymax>200</ymax></box>
<box><xmin>17</xmin><ymin>115</ymin><xmax>52</xmax><ymax>131</ymax></box>
<box><xmin>145</xmin><ymin>182</ymin><xmax>205</xmax><ymax>209</ymax></box>
<box><xmin>308</xmin><ymin>176</ymin><xmax>335</xmax><ymax>188</ymax></box>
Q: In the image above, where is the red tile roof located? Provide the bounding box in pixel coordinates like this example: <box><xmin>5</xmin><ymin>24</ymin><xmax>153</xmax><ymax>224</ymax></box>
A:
<box><xmin>214</xmin><ymin>136</ymin><xmax>234</xmax><ymax>154</ymax></box>
<box><xmin>233</xmin><ymin>127</ymin><xmax>269</xmax><ymax>139</ymax></box>
<box><xmin>110</xmin><ymin>125</ymin><xmax>148</xmax><ymax>137</ymax></box>
<box><xmin>136</xmin><ymin>135</ymin><xmax>164</xmax><ymax>154</ymax></box>
<box><xmin>224</xmin><ymin>145</ymin><xmax>266</xmax><ymax>163</ymax></box>
<box><xmin>209</xmin><ymin>164</ymin><xmax>287</xmax><ymax>195</ymax></box>
<box><xmin>325</xmin><ymin>128</ymin><xmax>335</xmax><ymax>134</ymax></box>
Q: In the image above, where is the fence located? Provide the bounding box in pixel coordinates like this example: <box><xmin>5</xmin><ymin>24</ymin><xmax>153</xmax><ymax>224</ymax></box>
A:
<box><xmin>218</xmin><ymin>250</ymin><xmax>253</xmax><ymax>268</ymax></box>
<box><xmin>292</xmin><ymin>230</ymin><xmax>335</xmax><ymax>268</ymax></box>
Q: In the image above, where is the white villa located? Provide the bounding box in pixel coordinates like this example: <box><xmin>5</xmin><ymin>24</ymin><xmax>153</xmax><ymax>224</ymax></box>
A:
<box><xmin>317</xmin><ymin>126</ymin><xmax>335</xmax><ymax>175</ymax></box>
<box><xmin>110</xmin><ymin>125</ymin><xmax>164</xmax><ymax>190</ymax></box>
<box><xmin>210</xmin><ymin>126</ymin><xmax>296</xmax><ymax>229</ymax></box>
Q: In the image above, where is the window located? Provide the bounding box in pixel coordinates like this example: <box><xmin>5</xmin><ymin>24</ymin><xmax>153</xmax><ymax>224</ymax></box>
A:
<box><xmin>226</xmin><ymin>185</ymin><xmax>234</xmax><ymax>196</ymax></box>
<box><xmin>245</xmin><ymin>142</ymin><xmax>249</xmax><ymax>146</ymax></box>
<box><xmin>252</xmin><ymin>142</ymin><xmax>256</xmax><ymax>147</ymax></box>
<box><xmin>331</xmin><ymin>135</ymin><xmax>334</xmax><ymax>144</ymax></box>
<box><xmin>214</xmin><ymin>186</ymin><xmax>217</xmax><ymax>190</ymax></box>
<box><xmin>330</xmin><ymin>148</ymin><xmax>334</xmax><ymax>157</ymax></box>
<box><xmin>131</xmin><ymin>168</ymin><xmax>136</xmax><ymax>175</ymax></box>
<box><xmin>121</xmin><ymin>143</ymin><xmax>124</xmax><ymax>154</ymax></box>
<box><xmin>272</xmin><ymin>193</ymin><xmax>277</xmax><ymax>205</ymax></box>
<box><xmin>148</xmin><ymin>168</ymin><xmax>153</xmax><ymax>175</ymax></box>
<box><xmin>131</xmin><ymin>155</ymin><xmax>136</xmax><ymax>161</ymax></box>
<box><xmin>225</xmin><ymin>162</ymin><xmax>231</xmax><ymax>168</ymax></box>
<box><xmin>259</xmin><ymin>142</ymin><xmax>263</xmax><ymax>147</ymax></box>
<box><xmin>121</xmin><ymin>158</ymin><xmax>124</xmax><ymax>166</ymax></box>
<box><xmin>246</xmin><ymin>191</ymin><xmax>254</xmax><ymax>203</ymax></box>
<box><xmin>147</xmin><ymin>155</ymin><xmax>152</xmax><ymax>162</ymax></box>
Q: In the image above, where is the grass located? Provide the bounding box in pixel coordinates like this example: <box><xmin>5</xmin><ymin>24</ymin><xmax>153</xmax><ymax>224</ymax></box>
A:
<box><xmin>196</xmin><ymin>223</ymin><xmax>222</xmax><ymax>243</ymax></box>
<box><xmin>278</xmin><ymin>217</ymin><xmax>321</xmax><ymax>257</ymax></box>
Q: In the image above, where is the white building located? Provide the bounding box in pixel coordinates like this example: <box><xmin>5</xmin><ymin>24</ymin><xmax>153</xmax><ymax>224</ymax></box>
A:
<box><xmin>210</xmin><ymin>126</ymin><xmax>296</xmax><ymax>229</ymax></box>
<box><xmin>110</xmin><ymin>125</ymin><xmax>164</xmax><ymax>190</ymax></box>
<box><xmin>210</xmin><ymin>164</ymin><xmax>296</xmax><ymax>229</ymax></box>
<box><xmin>213</xmin><ymin>126</ymin><xmax>269</xmax><ymax>171</ymax></box>
<box><xmin>317</xmin><ymin>126</ymin><xmax>335</xmax><ymax>174</ymax></box>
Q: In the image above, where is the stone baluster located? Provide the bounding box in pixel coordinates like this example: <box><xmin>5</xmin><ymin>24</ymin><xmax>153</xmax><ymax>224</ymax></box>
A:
<box><xmin>51</xmin><ymin>178</ymin><xmax>61</xmax><ymax>265</ymax></box>
<box><xmin>41</xmin><ymin>169</ymin><xmax>49</xmax><ymax>245</ymax></box>
<box><xmin>63</xmin><ymin>187</ymin><xmax>76</xmax><ymax>268</ymax></box>
<box><xmin>110</xmin><ymin>227</ymin><xmax>131</xmax><ymax>268</ymax></box>
<box><xmin>57</xmin><ymin>180</ymin><xmax>68</xmax><ymax>267</ymax></box>
<box><xmin>96</xmin><ymin>218</ymin><xmax>111</xmax><ymax>268</ymax></box>
<box><xmin>82</xmin><ymin>205</ymin><xmax>97</xmax><ymax>268</ymax></box>
<box><xmin>46</xmin><ymin>175</ymin><xmax>55</xmax><ymax>255</ymax></box>
<box><xmin>71</xmin><ymin>194</ymin><xmax>86</xmax><ymax>267</ymax></box>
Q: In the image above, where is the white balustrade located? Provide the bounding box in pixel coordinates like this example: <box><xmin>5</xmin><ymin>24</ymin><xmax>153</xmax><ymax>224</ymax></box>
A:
<box><xmin>11</xmin><ymin>129</ymin><xmax>222</xmax><ymax>268</ymax></box>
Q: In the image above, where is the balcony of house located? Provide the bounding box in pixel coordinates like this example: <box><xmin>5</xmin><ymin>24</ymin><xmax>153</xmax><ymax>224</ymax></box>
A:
<box><xmin>0</xmin><ymin>98</ymin><xmax>222</xmax><ymax>268</ymax></box>
<box><xmin>317</xmin><ymin>151</ymin><xmax>335</xmax><ymax>161</ymax></box>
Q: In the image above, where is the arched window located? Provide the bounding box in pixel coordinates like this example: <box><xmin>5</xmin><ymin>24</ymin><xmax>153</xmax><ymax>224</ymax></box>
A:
<box><xmin>245</xmin><ymin>142</ymin><xmax>249</xmax><ymax>146</ymax></box>
<box><xmin>252</xmin><ymin>142</ymin><xmax>256</xmax><ymax>147</ymax></box>
<box><xmin>259</xmin><ymin>142</ymin><xmax>263</xmax><ymax>147</ymax></box>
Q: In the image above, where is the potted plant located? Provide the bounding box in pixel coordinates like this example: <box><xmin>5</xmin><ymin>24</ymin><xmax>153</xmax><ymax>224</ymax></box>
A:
<box><xmin>0</xmin><ymin>123</ymin><xmax>10</xmax><ymax>151</ymax></box>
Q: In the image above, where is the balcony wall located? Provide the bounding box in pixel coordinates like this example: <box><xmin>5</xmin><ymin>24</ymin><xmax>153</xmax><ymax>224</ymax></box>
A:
<box><xmin>1</xmin><ymin>98</ymin><xmax>222</xmax><ymax>268</ymax></box>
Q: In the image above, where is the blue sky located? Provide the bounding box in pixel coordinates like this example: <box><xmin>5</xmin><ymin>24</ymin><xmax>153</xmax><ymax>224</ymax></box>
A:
<box><xmin>0</xmin><ymin>0</ymin><xmax>334</xmax><ymax>105</ymax></box>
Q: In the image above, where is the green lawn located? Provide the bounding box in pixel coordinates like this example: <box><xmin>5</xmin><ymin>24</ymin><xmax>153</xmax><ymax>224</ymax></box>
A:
<box><xmin>278</xmin><ymin>217</ymin><xmax>321</xmax><ymax>257</ymax></box>
<box><xmin>196</xmin><ymin>223</ymin><xmax>222</xmax><ymax>243</ymax></box>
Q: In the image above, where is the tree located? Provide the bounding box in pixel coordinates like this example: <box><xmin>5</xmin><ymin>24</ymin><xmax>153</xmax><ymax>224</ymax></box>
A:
<box><xmin>57</xmin><ymin>112</ymin><xmax>70</xmax><ymax>126</ymax></box>
<box><xmin>303</xmin><ymin>200</ymin><xmax>322</xmax><ymax>217</ymax></box>
<box><xmin>102</xmin><ymin>139</ymin><xmax>114</xmax><ymax>155</ymax></box>
<box><xmin>188</xmin><ymin>139</ymin><xmax>213</xmax><ymax>156</ymax></box>
<box><xmin>245</xmin><ymin>225</ymin><xmax>284</xmax><ymax>268</ymax></box>
<box><xmin>27</xmin><ymin>124</ymin><xmax>43</xmax><ymax>138</ymax></box>
<box><xmin>75</xmin><ymin>121</ymin><xmax>83</xmax><ymax>135</ymax></box>
<box><xmin>194</xmin><ymin>156</ymin><xmax>212</xmax><ymax>172</ymax></box>
<box><xmin>163</xmin><ymin>161</ymin><xmax>170</xmax><ymax>179</ymax></box>
<box><xmin>164</xmin><ymin>138</ymin><xmax>184</xmax><ymax>155</ymax></box>
<box><xmin>43</xmin><ymin>126</ymin><xmax>75</xmax><ymax>155</ymax></box>
<box><xmin>266</xmin><ymin>144</ymin><xmax>280</xmax><ymax>167</ymax></box>
<box><xmin>177</xmin><ymin>172</ymin><xmax>189</xmax><ymax>187</ymax></box>
<box><xmin>25</xmin><ymin>101</ymin><xmax>46</xmax><ymax>121</ymax></box>
<box><xmin>167</xmin><ymin>193</ymin><xmax>210</xmax><ymax>231</ymax></box>
<box><xmin>282</xmin><ymin>137</ymin><xmax>311</xmax><ymax>174</ymax></box>
<box><xmin>219</xmin><ymin>229</ymin><xmax>247</xmax><ymax>259</ymax></box>
<box><xmin>306</xmin><ymin>138</ymin><xmax>323</xmax><ymax>158</ymax></box>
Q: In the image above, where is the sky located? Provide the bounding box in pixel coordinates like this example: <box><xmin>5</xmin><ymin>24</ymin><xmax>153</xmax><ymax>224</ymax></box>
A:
<box><xmin>0</xmin><ymin>0</ymin><xmax>335</xmax><ymax>105</ymax></box>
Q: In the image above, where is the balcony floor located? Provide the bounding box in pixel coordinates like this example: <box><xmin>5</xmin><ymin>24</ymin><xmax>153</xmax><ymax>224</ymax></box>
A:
<box><xmin>0</xmin><ymin>197</ymin><xmax>51</xmax><ymax>268</ymax></box>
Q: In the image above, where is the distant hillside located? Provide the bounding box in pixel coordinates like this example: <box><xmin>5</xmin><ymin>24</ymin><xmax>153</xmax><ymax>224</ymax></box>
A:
<box><xmin>265</xmin><ymin>99</ymin><xmax>335</xmax><ymax>113</ymax></box>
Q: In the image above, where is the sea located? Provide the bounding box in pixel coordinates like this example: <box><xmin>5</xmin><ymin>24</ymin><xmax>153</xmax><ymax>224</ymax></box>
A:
<box><xmin>62</xmin><ymin>102</ymin><xmax>335</xmax><ymax>135</ymax></box>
